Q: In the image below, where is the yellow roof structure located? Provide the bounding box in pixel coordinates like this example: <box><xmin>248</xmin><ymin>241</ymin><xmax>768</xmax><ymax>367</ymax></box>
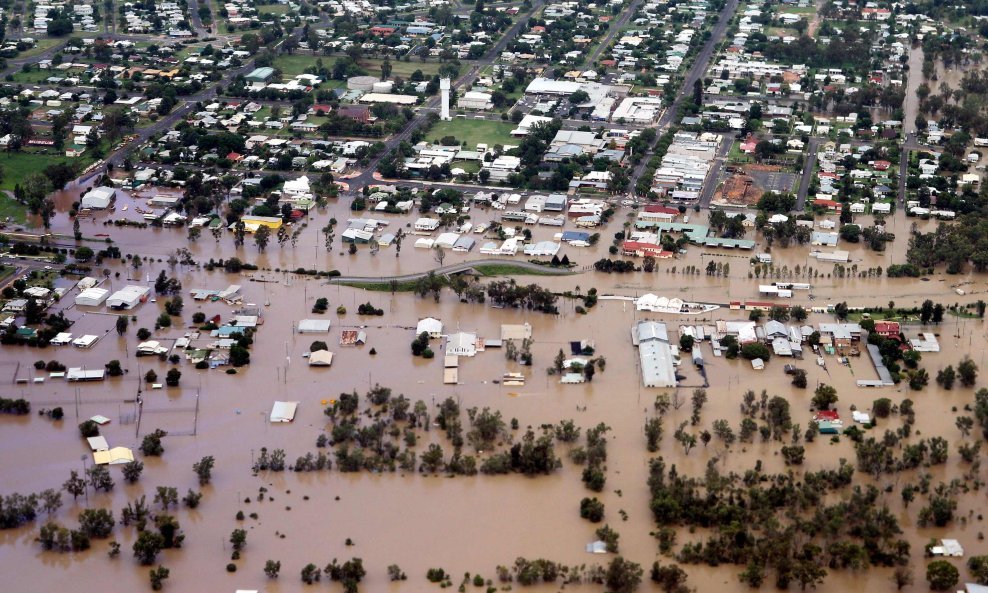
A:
<box><xmin>93</xmin><ymin>447</ymin><xmax>134</xmax><ymax>465</ymax></box>
<box><xmin>240</xmin><ymin>216</ymin><xmax>283</xmax><ymax>232</ymax></box>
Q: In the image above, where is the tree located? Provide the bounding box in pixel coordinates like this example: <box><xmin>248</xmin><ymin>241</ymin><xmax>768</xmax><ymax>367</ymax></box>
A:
<box><xmin>133</xmin><ymin>531</ymin><xmax>165</xmax><ymax>565</ymax></box>
<box><xmin>78</xmin><ymin>508</ymin><xmax>115</xmax><ymax>538</ymax></box>
<box><xmin>580</xmin><ymin>497</ymin><xmax>605</xmax><ymax>522</ymax></box>
<box><xmin>254</xmin><ymin>225</ymin><xmax>271</xmax><ymax>252</ymax></box>
<box><xmin>86</xmin><ymin>465</ymin><xmax>114</xmax><ymax>492</ymax></box>
<box><xmin>959</xmin><ymin>357</ymin><xmax>978</xmax><ymax>387</ymax></box>
<box><xmin>230</xmin><ymin>529</ymin><xmax>247</xmax><ymax>552</ymax></box>
<box><xmin>122</xmin><ymin>460</ymin><xmax>144</xmax><ymax>484</ymax></box>
<box><xmin>968</xmin><ymin>556</ymin><xmax>988</xmax><ymax>585</ymax></box>
<box><xmin>740</xmin><ymin>342</ymin><xmax>770</xmax><ymax>360</ymax></box>
<box><xmin>301</xmin><ymin>563</ymin><xmax>321</xmax><ymax>584</ymax></box>
<box><xmin>790</xmin><ymin>305</ymin><xmax>807</xmax><ymax>322</ymax></box>
<box><xmin>154</xmin><ymin>487</ymin><xmax>178</xmax><ymax>510</ymax></box>
<box><xmin>889</xmin><ymin>566</ymin><xmax>913</xmax><ymax>590</ymax></box>
<box><xmin>381</xmin><ymin>56</ymin><xmax>392</xmax><ymax>80</ymax></box>
<box><xmin>79</xmin><ymin>419</ymin><xmax>100</xmax><ymax>438</ymax></box>
<box><xmin>812</xmin><ymin>383</ymin><xmax>838</xmax><ymax>410</ymax></box>
<box><xmin>650</xmin><ymin>561</ymin><xmax>688</xmax><ymax>592</ymax></box>
<box><xmin>115</xmin><ymin>316</ymin><xmax>129</xmax><ymax>336</ymax></box>
<box><xmin>605</xmin><ymin>556</ymin><xmax>643</xmax><ymax>593</ymax></box>
<box><xmin>265</xmin><ymin>560</ymin><xmax>281</xmax><ymax>578</ymax></box>
<box><xmin>40</xmin><ymin>489</ymin><xmax>62</xmax><ymax>515</ymax></box>
<box><xmin>932</xmin><ymin>303</ymin><xmax>945</xmax><ymax>324</ymax></box>
<box><xmin>165</xmin><ymin>368</ymin><xmax>181</xmax><ymax>387</ymax></box>
<box><xmin>149</xmin><ymin>566</ymin><xmax>170</xmax><ymax>591</ymax></box>
<box><xmin>62</xmin><ymin>470</ymin><xmax>86</xmax><ymax>500</ymax></box>
<box><xmin>140</xmin><ymin>429</ymin><xmax>168</xmax><ymax>456</ymax></box>
<box><xmin>921</xmin><ymin>299</ymin><xmax>934</xmax><ymax>324</ymax></box>
<box><xmin>937</xmin><ymin>365</ymin><xmax>956</xmax><ymax>389</ymax></box>
<box><xmin>926</xmin><ymin>560</ymin><xmax>959</xmax><ymax>591</ymax></box>
<box><xmin>193</xmin><ymin>456</ymin><xmax>214</xmax><ymax>486</ymax></box>
<box><xmin>679</xmin><ymin>334</ymin><xmax>694</xmax><ymax>352</ymax></box>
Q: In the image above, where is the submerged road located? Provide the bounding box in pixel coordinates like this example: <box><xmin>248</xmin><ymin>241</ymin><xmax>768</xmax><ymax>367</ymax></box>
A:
<box><xmin>326</xmin><ymin>259</ymin><xmax>576</xmax><ymax>284</ymax></box>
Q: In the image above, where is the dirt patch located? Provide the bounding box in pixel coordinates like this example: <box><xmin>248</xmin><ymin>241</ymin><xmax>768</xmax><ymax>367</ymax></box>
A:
<box><xmin>711</xmin><ymin>164</ymin><xmax>787</xmax><ymax>206</ymax></box>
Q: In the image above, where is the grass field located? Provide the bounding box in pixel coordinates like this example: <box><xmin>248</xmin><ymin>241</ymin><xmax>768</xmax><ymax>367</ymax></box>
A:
<box><xmin>10</xmin><ymin>68</ymin><xmax>57</xmax><ymax>84</ymax></box>
<box><xmin>14</xmin><ymin>37</ymin><xmax>65</xmax><ymax>59</ymax></box>
<box><xmin>258</xmin><ymin>4</ymin><xmax>290</xmax><ymax>14</ymax></box>
<box><xmin>473</xmin><ymin>264</ymin><xmax>569</xmax><ymax>276</ymax></box>
<box><xmin>0</xmin><ymin>195</ymin><xmax>27</xmax><ymax>224</ymax></box>
<box><xmin>0</xmin><ymin>151</ymin><xmax>85</xmax><ymax>192</ymax></box>
<box><xmin>338</xmin><ymin>279</ymin><xmax>422</xmax><ymax>292</ymax></box>
<box><xmin>426</xmin><ymin>119</ymin><xmax>517</xmax><ymax>149</ymax></box>
<box><xmin>782</xmin><ymin>5</ymin><xmax>817</xmax><ymax>14</ymax></box>
<box><xmin>273</xmin><ymin>54</ymin><xmax>445</xmax><ymax>83</ymax></box>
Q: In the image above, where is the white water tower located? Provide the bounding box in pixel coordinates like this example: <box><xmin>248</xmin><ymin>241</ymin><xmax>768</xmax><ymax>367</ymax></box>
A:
<box><xmin>440</xmin><ymin>77</ymin><xmax>451</xmax><ymax>121</ymax></box>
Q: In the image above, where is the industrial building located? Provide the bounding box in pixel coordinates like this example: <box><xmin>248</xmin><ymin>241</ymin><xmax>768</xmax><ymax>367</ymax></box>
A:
<box><xmin>632</xmin><ymin>321</ymin><xmax>678</xmax><ymax>388</ymax></box>
<box><xmin>80</xmin><ymin>186</ymin><xmax>116</xmax><ymax>209</ymax></box>
<box><xmin>245</xmin><ymin>67</ymin><xmax>275</xmax><ymax>83</ymax></box>
<box><xmin>75</xmin><ymin>287</ymin><xmax>109</xmax><ymax>307</ymax></box>
<box><xmin>106</xmin><ymin>285</ymin><xmax>151</xmax><ymax>310</ymax></box>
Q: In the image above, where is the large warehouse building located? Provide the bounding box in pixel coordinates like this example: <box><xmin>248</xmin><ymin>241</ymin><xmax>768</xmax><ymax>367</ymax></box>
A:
<box><xmin>632</xmin><ymin>320</ymin><xmax>678</xmax><ymax>388</ymax></box>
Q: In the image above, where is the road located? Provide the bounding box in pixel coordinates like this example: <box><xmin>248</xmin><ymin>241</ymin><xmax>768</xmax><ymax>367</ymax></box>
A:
<box><xmin>627</xmin><ymin>0</ymin><xmax>740</xmax><ymax>192</ymax></box>
<box><xmin>325</xmin><ymin>258</ymin><xmax>575</xmax><ymax>284</ymax></box>
<box><xmin>698</xmin><ymin>136</ymin><xmax>733</xmax><ymax>207</ymax></box>
<box><xmin>187</xmin><ymin>0</ymin><xmax>210</xmax><ymax>37</ymax></box>
<box><xmin>582</xmin><ymin>0</ymin><xmax>646</xmax><ymax>68</ymax></box>
<box><xmin>795</xmin><ymin>136</ymin><xmax>821</xmax><ymax>210</ymax></box>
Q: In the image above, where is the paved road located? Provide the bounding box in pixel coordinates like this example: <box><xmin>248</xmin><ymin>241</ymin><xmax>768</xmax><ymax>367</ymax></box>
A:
<box><xmin>582</xmin><ymin>0</ymin><xmax>646</xmax><ymax>68</ymax></box>
<box><xmin>627</xmin><ymin>0</ymin><xmax>740</xmax><ymax>192</ymax></box>
<box><xmin>187</xmin><ymin>0</ymin><xmax>210</xmax><ymax>37</ymax></box>
<box><xmin>698</xmin><ymin>135</ymin><xmax>733</xmax><ymax>207</ymax></box>
<box><xmin>795</xmin><ymin>136</ymin><xmax>820</xmax><ymax>210</ymax></box>
<box><xmin>326</xmin><ymin>258</ymin><xmax>576</xmax><ymax>284</ymax></box>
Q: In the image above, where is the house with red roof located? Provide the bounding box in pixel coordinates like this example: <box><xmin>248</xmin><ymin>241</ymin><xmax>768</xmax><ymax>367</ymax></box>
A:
<box><xmin>740</xmin><ymin>135</ymin><xmax>758</xmax><ymax>154</ymax></box>
<box><xmin>873</xmin><ymin>320</ymin><xmax>900</xmax><ymax>338</ymax></box>
<box><xmin>813</xmin><ymin>198</ymin><xmax>843</xmax><ymax>212</ymax></box>
<box><xmin>621</xmin><ymin>241</ymin><xmax>673</xmax><ymax>258</ymax></box>
<box><xmin>872</xmin><ymin>160</ymin><xmax>892</xmax><ymax>171</ymax></box>
<box><xmin>226</xmin><ymin>152</ymin><xmax>243</xmax><ymax>162</ymax></box>
<box><xmin>311</xmin><ymin>104</ymin><xmax>333</xmax><ymax>115</ymax></box>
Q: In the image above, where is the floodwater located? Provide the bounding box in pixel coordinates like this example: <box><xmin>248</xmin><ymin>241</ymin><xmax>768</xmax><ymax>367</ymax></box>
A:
<box><xmin>903</xmin><ymin>45</ymin><xmax>925</xmax><ymax>136</ymax></box>
<box><xmin>3</xmin><ymin>186</ymin><xmax>988</xmax><ymax>591</ymax></box>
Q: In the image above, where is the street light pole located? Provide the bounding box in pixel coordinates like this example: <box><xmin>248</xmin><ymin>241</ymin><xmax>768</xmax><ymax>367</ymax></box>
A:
<box><xmin>80</xmin><ymin>454</ymin><xmax>89</xmax><ymax>507</ymax></box>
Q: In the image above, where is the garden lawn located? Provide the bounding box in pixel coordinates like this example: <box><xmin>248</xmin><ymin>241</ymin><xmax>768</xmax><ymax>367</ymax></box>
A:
<box><xmin>426</xmin><ymin>119</ymin><xmax>517</xmax><ymax>149</ymax></box>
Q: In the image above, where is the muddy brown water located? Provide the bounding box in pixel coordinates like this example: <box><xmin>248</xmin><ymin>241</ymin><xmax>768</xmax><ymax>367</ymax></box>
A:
<box><xmin>4</xmin><ymin>183</ymin><xmax>988</xmax><ymax>591</ymax></box>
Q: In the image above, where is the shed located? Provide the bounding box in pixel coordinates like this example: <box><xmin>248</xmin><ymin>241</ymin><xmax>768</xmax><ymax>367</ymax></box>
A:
<box><xmin>107</xmin><ymin>285</ymin><xmax>150</xmax><ymax>309</ymax></box>
<box><xmin>751</xmin><ymin>358</ymin><xmax>765</xmax><ymax>370</ymax></box>
<box><xmin>80</xmin><ymin>186</ymin><xmax>116</xmax><ymax>209</ymax></box>
<box><xmin>87</xmin><ymin>436</ymin><xmax>109</xmax><ymax>451</ymax></box>
<box><xmin>308</xmin><ymin>350</ymin><xmax>334</xmax><ymax>366</ymax></box>
<box><xmin>67</xmin><ymin>368</ymin><xmax>105</xmax><ymax>381</ymax></box>
<box><xmin>416</xmin><ymin>317</ymin><xmax>443</xmax><ymax>338</ymax></box>
<box><xmin>75</xmin><ymin>287</ymin><xmax>109</xmax><ymax>306</ymax></box>
<box><xmin>298</xmin><ymin>319</ymin><xmax>332</xmax><ymax>333</ymax></box>
<box><xmin>270</xmin><ymin>401</ymin><xmax>299</xmax><ymax>423</ymax></box>
<box><xmin>93</xmin><ymin>447</ymin><xmax>134</xmax><ymax>465</ymax></box>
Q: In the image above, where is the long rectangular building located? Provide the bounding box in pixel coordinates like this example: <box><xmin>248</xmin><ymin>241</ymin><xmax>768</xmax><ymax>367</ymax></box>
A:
<box><xmin>632</xmin><ymin>321</ymin><xmax>678</xmax><ymax>388</ymax></box>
